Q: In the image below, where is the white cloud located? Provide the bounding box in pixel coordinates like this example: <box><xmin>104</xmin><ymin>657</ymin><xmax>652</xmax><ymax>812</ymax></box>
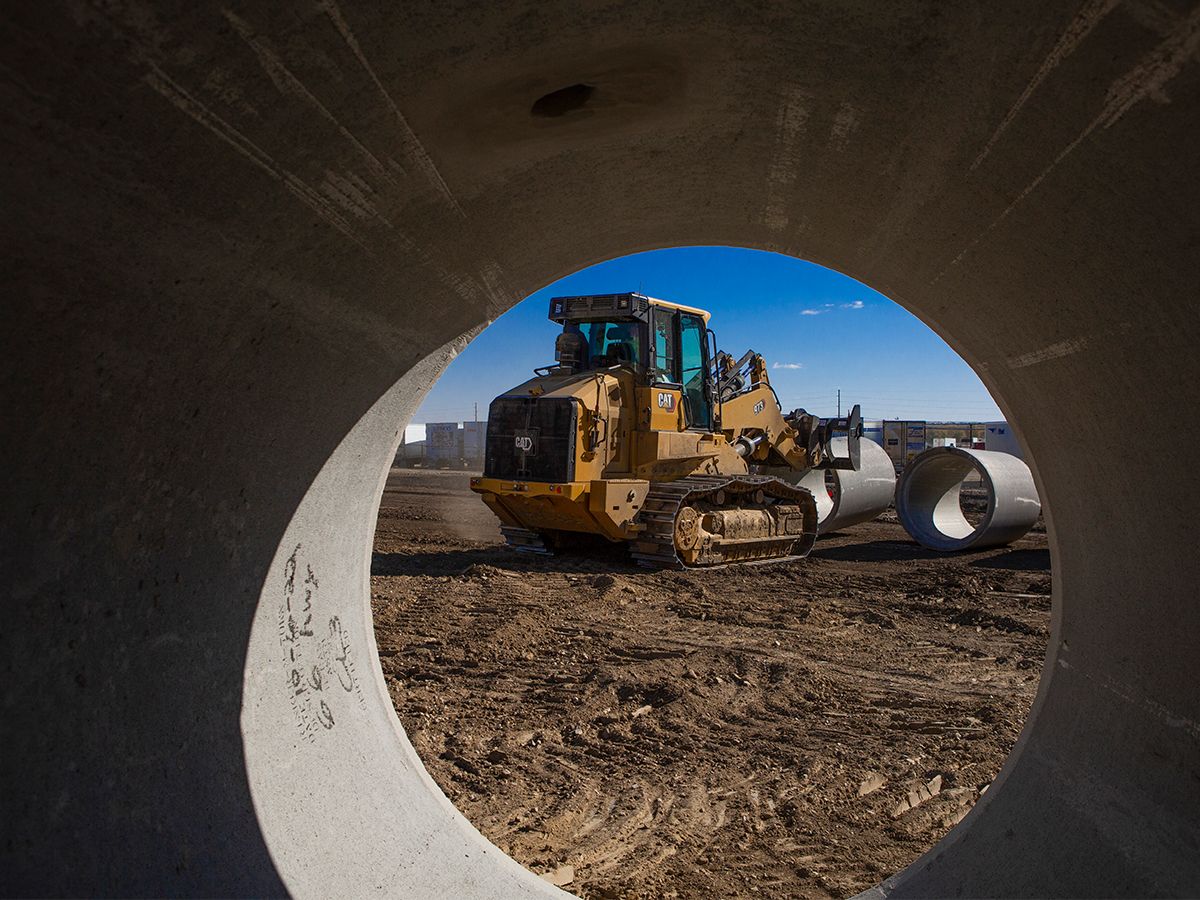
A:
<box><xmin>801</xmin><ymin>309</ymin><xmax>822</xmax><ymax>316</ymax></box>
<box><xmin>772</xmin><ymin>362</ymin><xmax>803</xmax><ymax>370</ymax></box>
<box><xmin>823</xmin><ymin>303</ymin><xmax>835</xmax><ymax>307</ymax></box>
<box><xmin>841</xmin><ymin>299</ymin><xmax>865</xmax><ymax>309</ymax></box>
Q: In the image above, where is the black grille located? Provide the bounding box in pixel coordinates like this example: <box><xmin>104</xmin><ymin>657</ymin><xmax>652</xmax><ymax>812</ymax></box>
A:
<box><xmin>549</xmin><ymin>293</ymin><xmax>648</xmax><ymax>322</ymax></box>
<box><xmin>565</xmin><ymin>295</ymin><xmax>621</xmax><ymax>317</ymax></box>
<box><xmin>484</xmin><ymin>397</ymin><xmax>577</xmax><ymax>482</ymax></box>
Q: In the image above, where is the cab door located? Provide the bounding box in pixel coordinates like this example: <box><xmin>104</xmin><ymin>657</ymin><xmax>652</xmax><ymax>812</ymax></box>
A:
<box><xmin>679</xmin><ymin>313</ymin><xmax>712</xmax><ymax>431</ymax></box>
<box><xmin>644</xmin><ymin>306</ymin><xmax>683</xmax><ymax>430</ymax></box>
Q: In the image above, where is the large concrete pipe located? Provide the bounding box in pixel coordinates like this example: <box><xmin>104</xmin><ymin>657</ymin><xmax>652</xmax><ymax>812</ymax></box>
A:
<box><xmin>797</xmin><ymin>437</ymin><xmax>897</xmax><ymax>534</ymax></box>
<box><xmin>896</xmin><ymin>447</ymin><xmax>1041</xmax><ymax>551</ymax></box>
<box><xmin>3</xmin><ymin>2</ymin><xmax>1198</xmax><ymax>897</ymax></box>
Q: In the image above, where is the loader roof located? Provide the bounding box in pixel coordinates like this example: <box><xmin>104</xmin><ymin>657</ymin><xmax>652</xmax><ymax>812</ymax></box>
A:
<box><xmin>548</xmin><ymin>292</ymin><xmax>711</xmax><ymax>324</ymax></box>
<box><xmin>643</xmin><ymin>294</ymin><xmax>712</xmax><ymax>322</ymax></box>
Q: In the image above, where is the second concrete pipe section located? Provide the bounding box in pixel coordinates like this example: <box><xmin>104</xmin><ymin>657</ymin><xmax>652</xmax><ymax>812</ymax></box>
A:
<box><xmin>796</xmin><ymin>438</ymin><xmax>897</xmax><ymax>535</ymax></box>
<box><xmin>896</xmin><ymin>447</ymin><xmax>1041</xmax><ymax>551</ymax></box>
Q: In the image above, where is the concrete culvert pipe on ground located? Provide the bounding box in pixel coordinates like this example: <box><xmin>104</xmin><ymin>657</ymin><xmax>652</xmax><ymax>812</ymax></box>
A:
<box><xmin>896</xmin><ymin>447</ymin><xmax>1041</xmax><ymax>552</ymax></box>
<box><xmin>3</xmin><ymin>1</ymin><xmax>1199</xmax><ymax>898</ymax></box>
<box><xmin>797</xmin><ymin>437</ymin><xmax>896</xmax><ymax>535</ymax></box>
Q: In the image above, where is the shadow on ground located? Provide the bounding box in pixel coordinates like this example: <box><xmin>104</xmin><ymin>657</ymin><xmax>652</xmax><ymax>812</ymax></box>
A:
<box><xmin>372</xmin><ymin>544</ymin><xmax>641</xmax><ymax>577</ymax></box>
<box><xmin>969</xmin><ymin>548</ymin><xmax>1051</xmax><ymax>571</ymax></box>
<box><xmin>810</xmin><ymin>539</ymin><xmax>944</xmax><ymax>563</ymax></box>
<box><xmin>374</xmin><ymin>536</ymin><xmax>1049</xmax><ymax>577</ymax></box>
<box><xmin>811</xmin><ymin>538</ymin><xmax>1050</xmax><ymax>571</ymax></box>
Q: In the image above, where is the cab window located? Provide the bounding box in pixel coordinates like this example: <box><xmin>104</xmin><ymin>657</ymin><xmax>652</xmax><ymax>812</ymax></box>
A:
<box><xmin>576</xmin><ymin>319</ymin><xmax>643</xmax><ymax>367</ymax></box>
<box><xmin>680</xmin><ymin>314</ymin><xmax>711</xmax><ymax>429</ymax></box>
<box><xmin>651</xmin><ymin>309</ymin><xmax>678</xmax><ymax>384</ymax></box>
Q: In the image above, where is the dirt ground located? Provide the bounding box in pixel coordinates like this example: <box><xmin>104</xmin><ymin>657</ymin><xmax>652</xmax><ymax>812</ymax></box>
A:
<box><xmin>371</xmin><ymin>468</ymin><xmax>1051</xmax><ymax>899</ymax></box>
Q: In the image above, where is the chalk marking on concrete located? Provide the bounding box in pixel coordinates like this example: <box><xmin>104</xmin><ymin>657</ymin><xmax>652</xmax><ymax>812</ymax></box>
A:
<box><xmin>317</xmin><ymin>0</ymin><xmax>520</xmax><ymax>314</ymax></box>
<box><xmin>143</xmin><ymin>63</ymin><xmax>370</xmax><ymax>252</ymax></box>
<box><xmin>1057</xmin><ymin>656</ymin><xmax>1200</xmax><ymax>739</ymax></box>
<box><xmin>828</xmin><ymin>101</ymin><xmax>857</xmax><ymax>153</ymax></box>
<box><xmin>934</xmin><ymin>5</ymin><xmax>1200</xmax><ymax>284</ymax></box>
<box><xmin>1094</xmin><ymin>1</ymin><xmax>1200</xmax><ymax>128</ymax></box>
<box><xmin>762</xmin><ymin>85</ymin><xmax>811</xmax><ymax>233</ymax></box>
<box><xmin>971</xmin><ymin>0</ymin><xmax>1120</xmax><ymax>171</ymax></box>
<box><xmin>148</xmin><ymin>49</ymin><xmax>492</xmax><ymax>307</ymax></box>
<box><xmin>1006</xmin><ymin>337</ymin><xmax>1092</xmax><ymax>369</ymax></box>
<box><xmin>1006</xmin><ymin>321</ymin><xmax>1134</xmax><ymax>369</ymax></box>
<box><xmin>318</xmin><ymin>0</ymin><xmax>465</xmax><ymax>218</ymax></box>
<box><xmin>225</xmin><ymin>11</ymin><xmax>508</xmax><ymax>310</ymax></box>
<box><xmin>476</xmin><ymin>261</ymin><xmax>515</xmax><ymax>321</ymax></box>
<box><xmin>319</xmin><ymin>170</ymin><xmax>391</xmax><ymax>224</ymax></box>
<box><xmin>223</xmin><ymin>9</ymin><xmax>400</xmax><ymax>189</ymax></box>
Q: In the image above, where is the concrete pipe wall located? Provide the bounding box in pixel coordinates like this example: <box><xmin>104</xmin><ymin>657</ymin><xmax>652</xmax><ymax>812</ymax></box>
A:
<box><xmin>3</xmin><ymin>2</ymin><xmax>1199</xmax><ymax>897</ymax></box>
<box><xmin>896</xmin><ymin>447</ymin><xmax>1041</xmax><ymax>551</ymax></box>
<box><xmin>798</xmin><ymin>437</ymin><xmax>897</xmax><ymax>535</ymax></box>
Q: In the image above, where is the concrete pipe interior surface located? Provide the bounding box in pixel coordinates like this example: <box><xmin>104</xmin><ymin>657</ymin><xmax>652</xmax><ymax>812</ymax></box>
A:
<box><xmin>798</xmin><ymin>437</ymin><xmax>897</xmax><ymax>535</ymax></box>
<box><xmin>3</xmin><ymin>1</ymin><xmax>1199</xmax><ymax>897</ymax></box>
<box><xmin>896</xmin><ymin>447</ymin><xmax>1042</xmax><ymax>551</ymax></box>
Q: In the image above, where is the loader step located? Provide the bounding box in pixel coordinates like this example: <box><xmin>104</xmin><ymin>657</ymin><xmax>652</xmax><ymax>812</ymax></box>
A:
<box><xmin>499</xmin><ymin>525</ymin><xmax>552</xmax><ymax>554</ymax></box>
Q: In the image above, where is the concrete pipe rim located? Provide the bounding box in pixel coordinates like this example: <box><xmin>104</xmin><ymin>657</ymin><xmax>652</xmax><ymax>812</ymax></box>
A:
<box><xmin>896</xmin><ymin>447</ymin><xmax>998</xmax><ymax>552</ymax></box>
<box><xmin>813</xmin><ymin>471</ymin><xmax>837</xmax><ymax>523</ymax></box>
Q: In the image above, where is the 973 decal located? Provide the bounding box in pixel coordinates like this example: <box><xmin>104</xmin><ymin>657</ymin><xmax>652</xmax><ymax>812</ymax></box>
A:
<box><xmin>753</xmin><ymin>400</ymin><xmax>765</xmax><ymax>415</ymax></box>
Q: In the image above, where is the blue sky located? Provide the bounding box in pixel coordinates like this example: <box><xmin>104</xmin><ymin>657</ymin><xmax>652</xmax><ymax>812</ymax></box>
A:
<box><xmin>414</xmin><ymin>247</ymin><xmax>1003</xmax><ymax>424</ymax></box>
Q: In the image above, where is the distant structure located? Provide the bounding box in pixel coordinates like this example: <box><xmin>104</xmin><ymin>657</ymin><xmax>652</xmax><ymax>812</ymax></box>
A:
<box><xmin>864</xmin><ymin>419</ymin><xmax>1022</xmax><ymax>470</ymax></box>
<box><xmin>398</xmin><ymin>417</ymin><xmax>1019</xmax><ymax>472</ymax></box>
<box><xmin>395</xmin><ymin>421</ymin><xmax>487</xmax><ymax>469</ymax></box>
<box><xmin>979</xmin><ymin>421</ymin><xmax>1022</xmax><ymax>458</ymax></box>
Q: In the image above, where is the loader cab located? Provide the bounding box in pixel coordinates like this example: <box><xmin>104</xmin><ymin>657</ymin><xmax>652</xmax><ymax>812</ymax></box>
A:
<box><xmin>549</xmin><ymin>293</ymin><xmax>647</xmax><ymax>372</ymax></box>
<box><xmin>649</xmin><ymin>303</ymin><xmax>713</xmax><ymax>431</ymax></box>
<box><xmin>549</xmin><ymin>292</ymin><xmax>714</xmax><ymax>431</ymax></box>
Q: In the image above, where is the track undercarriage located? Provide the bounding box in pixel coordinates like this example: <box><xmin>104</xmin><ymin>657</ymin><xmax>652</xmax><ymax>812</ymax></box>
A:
<box><xmin>498</xmin><ymin>476</ymin><xmax>819</xmax><ymax>568</ymax></box>
<box><xmin>630</xmin><ymin>475</ymin><xmax>818</xmax><ymax>569</ymax></box>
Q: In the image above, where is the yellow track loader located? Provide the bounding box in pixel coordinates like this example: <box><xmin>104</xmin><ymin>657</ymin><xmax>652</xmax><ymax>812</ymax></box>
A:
<box><xmin>470</xmin><ymin>292</ymin><xmax>862</xmax><ymax>568</ymax></box>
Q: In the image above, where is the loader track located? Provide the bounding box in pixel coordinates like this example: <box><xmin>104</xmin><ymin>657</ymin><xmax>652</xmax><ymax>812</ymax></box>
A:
<box><xmin>630</xmin><ymin>475</ymin><xmax>818</xmax><ymax>569</ymax></box>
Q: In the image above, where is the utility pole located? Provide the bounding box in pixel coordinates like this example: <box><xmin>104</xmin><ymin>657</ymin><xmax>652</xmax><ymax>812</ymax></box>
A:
<box><xmin>474</xmin><ymin>402</ymin><xmax>478</xmax><ymax>423</ymax></box>
<box><xmin>837</xmin><ymin>389</ymin><xmax>841</xmax><ymax>418</ymax></box>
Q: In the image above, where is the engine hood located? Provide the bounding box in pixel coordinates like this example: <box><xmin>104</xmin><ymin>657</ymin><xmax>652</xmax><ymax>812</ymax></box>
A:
<box><xmin>499</xmin><ymin>368</ymin><xmax>626</xmax><ymax>402</ymax></box>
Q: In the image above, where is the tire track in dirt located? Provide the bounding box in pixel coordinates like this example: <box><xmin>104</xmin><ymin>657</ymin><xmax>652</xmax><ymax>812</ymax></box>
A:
<box><xmin>372</xmin><ymin>469</ymin><xmax>1049</xmax><ymax>898</ymax></box>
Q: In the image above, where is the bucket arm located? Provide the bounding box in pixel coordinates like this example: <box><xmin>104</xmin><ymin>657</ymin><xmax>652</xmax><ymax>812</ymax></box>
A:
<box><xmin>715</xmin><ymin>351</ymin><xmax>862</xmax><ymax>472</ymax></box>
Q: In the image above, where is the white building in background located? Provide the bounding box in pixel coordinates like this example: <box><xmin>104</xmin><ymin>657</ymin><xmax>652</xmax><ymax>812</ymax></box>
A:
<box><xmin>863</xmin><ymin>419</ymin><xmax>884</xmax><ymax>447</ymax></box>
<box><xmin>863</xmin><ymin>419</ymin><xmax>1024</xmax><ymax>466</ymax></box>
<box><xmin>394</xmin><ymin>421</ymin><xmax>487</xmax><ymax>468</ymax></box>
<box><xmin>981</xmin><ymin>421</ymin><xmax>1023</xmax><ymax>459</ymax></box>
